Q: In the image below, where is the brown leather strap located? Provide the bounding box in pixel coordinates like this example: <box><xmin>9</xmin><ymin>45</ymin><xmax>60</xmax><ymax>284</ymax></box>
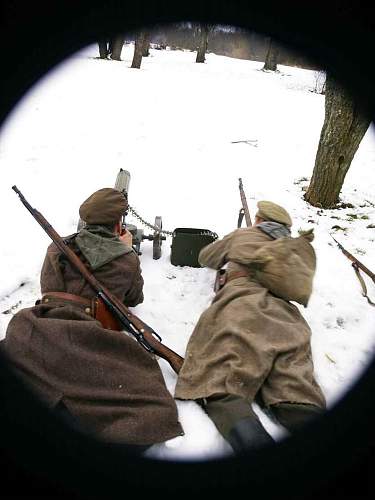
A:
<box><xmin>41</xmin><ymin>291</ymin><xmax>91</xmax><ymax>307</ymax></box>
<box><xmin>40</xmin><ymin>291</ymin><xmax>122</xmax><ymax>331</ymax></box>
<box><xmin>94</xmin><ymin>298</ymin><xmax>122</xmax><ymax>331</ymax></box>
<box><xmin>214</xmin><ymin>269</ymin><xmax>250</xmax><ymax>293</ymax></box>
<box><xmin>352</xmin><ymin>263</ymin><xmax>375</xmax><ymax>307</ymax></box>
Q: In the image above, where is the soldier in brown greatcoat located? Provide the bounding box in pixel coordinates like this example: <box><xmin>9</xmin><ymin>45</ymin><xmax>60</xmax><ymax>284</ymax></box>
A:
<box><xmin>175</xmin><ymin>201</ymin><xmax>326</xmax><ymax>454</ymax></box>
<box><xmin>2</xmin><ymin>188</ymin><xmax>183</xmax><ymax>453</ymax></box>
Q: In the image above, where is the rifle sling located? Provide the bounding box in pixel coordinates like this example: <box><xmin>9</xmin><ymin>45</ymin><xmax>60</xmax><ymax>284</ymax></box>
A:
<box><xmin>352</xmin><ymin>264</ymin><xmax>375</xmax><ymax>307</ymax></box>
<box><xmin>214</xmin><ymin>269</ymin><xmax>251</xmax><ymax>293</ymax></box>
<box><xmin>237</xmin><ymin>208</ymin><xmax>245</xmax><ymax>228</ymax></box>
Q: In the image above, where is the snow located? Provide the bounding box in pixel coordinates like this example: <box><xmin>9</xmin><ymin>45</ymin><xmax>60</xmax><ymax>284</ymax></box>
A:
<box><xmin>0</xmin><ymin>43</ymin><xmax>374</xmax><ymax>461</ymax></box>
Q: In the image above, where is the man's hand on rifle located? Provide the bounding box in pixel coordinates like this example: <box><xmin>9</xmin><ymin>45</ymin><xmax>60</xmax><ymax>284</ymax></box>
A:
<box><xmin>119</xmin><ymin>229</ymin><xmax>133</xmax><ymax>247</ymax></box>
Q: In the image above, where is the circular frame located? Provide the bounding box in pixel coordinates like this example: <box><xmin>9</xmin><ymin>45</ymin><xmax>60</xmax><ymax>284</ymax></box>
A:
<box><xmin>0</xmin><ymin>1</ymin><xmax>374</xmax><ymax>497</ymax></box>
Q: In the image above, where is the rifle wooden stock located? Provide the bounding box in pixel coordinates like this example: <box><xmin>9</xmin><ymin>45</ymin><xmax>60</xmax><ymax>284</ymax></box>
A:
<box><xmin>12</xmin><ymin>185</ymin><xmax>184</xmax><ymax>374</ymax></box>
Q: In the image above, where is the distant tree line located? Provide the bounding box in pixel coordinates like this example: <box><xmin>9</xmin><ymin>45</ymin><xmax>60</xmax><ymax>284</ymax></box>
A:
<box><xmin>97</xmin><ymin>32</ymin><xmax>151</xmax><ymax>68</ymax></box>
<box><xmin>96</xmin><ymin>24</ymin><xmax>370</xmax><ymax>211</ymax></box>
<box><xmin>99</xmin><ymin>23</ymin><xmax>317</xmax><ymax>70</ymax></box>
<box><xmin>150</xmin><ymin>23</ymin><xmax>318</xmax><ymax>69</ymax></box>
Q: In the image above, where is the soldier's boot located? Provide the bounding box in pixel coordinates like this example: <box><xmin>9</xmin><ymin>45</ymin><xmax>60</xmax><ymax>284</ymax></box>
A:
<box><xmin>227</xmin><ymin>416</ymin><xmax>275</xmax><ymax>454</ymax></box>
<box><xmin>201</xmin><ymin>393</ymin><xmax>275</xmax><ymax>455</ymax></box>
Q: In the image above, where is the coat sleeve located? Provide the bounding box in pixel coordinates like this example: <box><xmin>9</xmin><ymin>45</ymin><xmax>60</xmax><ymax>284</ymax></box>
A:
<box><xmin>198</xmin><ymin>230</ymin><xmax>236</xmax><ymax>269</ymax></box>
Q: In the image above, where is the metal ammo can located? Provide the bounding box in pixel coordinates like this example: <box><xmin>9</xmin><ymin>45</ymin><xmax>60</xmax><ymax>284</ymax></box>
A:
<box><xmin>170</xmin><ymin>228</ymin><xmax>218</xmax><ymax>267</ymax></box>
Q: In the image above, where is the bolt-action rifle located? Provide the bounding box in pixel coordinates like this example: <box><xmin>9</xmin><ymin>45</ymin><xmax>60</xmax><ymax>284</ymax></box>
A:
<box><xmin>214</xmin><ymin>178</ymin><xmax>252</xmax><ymax>292</ymax></box>
<box><xmin>12</xmin><ymin>186</ymin><xmax>184</xmax><ymax>374</ymax></box>
<box><xmin>330</xmin><ymin>234</ymin><xmax>375</xmax><ymax>306</ymax></box>
<box><xmin>237</xmin><ymin>177</ymin><xmax>252</xmax><ymax>228</ymax></box>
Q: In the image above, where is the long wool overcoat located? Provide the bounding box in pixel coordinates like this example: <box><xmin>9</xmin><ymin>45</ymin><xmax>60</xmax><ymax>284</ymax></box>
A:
<box><xmin>2</xmin><ymin>233</ymin><xmax>183</xmax><ymax>445</ymax></box>
<box><xmin>174</xmin><ymin>226</ymin><xmax>326</xmax><ymax>409</ymax></box>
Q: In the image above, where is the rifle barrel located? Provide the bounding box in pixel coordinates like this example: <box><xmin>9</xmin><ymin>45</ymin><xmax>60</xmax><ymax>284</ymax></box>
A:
<box><xmin>238</xmin><ymin>178</ymin><xmax>252</xmax><ymax>227</ymax></box>
<box><xmin>331</xmin><ymin>234</ymin><xmax>375</xmax><ymax>283</ymax></box>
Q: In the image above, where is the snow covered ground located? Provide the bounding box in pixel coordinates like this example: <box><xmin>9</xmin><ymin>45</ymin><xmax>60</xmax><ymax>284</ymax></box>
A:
<box><xmin>0</xmin><ymin>42</ymin><xmax>374</xmax><ymax>461</ymax></box>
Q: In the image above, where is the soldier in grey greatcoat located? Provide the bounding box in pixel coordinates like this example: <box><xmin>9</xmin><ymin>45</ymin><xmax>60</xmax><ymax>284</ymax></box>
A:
<box><xmin>175</xmin><ymin>201</ymin><xmax>326</xmax><ymax>454</ymax></box>
<box><xmin>2</xmin><ymin>188</ymin><xmax>183</xmax><ymax>453</ymax></box>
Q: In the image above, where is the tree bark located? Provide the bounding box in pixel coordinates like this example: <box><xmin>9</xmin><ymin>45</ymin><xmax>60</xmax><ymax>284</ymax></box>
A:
<box><xmin>304</xmin><ymin>74</ymin><xmax>371</xmax><ymax>208</ymax></box>
<box><xmin>196</xmin><ymin>24</ymin><xmax>209</xmax><ymax>63</ymax></box>
<box><xmin>131</xmin><ymin>32</ymin><xmax>146</xmax><ymax>68</ymax></box>
<box><xmin>110</xmin><ymin>35</ymin><xmax>125</xmax><ymax>61</ymax></box>
<box><xmin>263</xmin><ymin>38</ymin><xmax>278</xmax><ymax>71</ymax></box>
<box><xmin>142</xmin><ymin>32</ymin><xmax>151</xmax><ymax>57</ymax></box>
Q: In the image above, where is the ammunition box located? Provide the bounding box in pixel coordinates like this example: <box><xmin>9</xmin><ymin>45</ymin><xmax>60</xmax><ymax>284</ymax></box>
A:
<box><xmin>170</xmin><ymin>228</ymin><xmax>218</xmax><ymax>267</ymax></box>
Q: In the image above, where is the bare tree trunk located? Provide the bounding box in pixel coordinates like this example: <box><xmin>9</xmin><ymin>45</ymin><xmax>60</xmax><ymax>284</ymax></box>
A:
<box><xmin>304</xmin><ymin>74</ymin><xmax>371</xmax><ymax>208</ymax></box>
<box><xmin>142</xmin><ymin>32</ymin><xmax>151</xmax><ymax>57</ymax></box>
<box><xmin>263</xmin><ymin>38</ymin><xmax>278</xmax><ymax>71</ymax></box>
<box><xmin>313</xmin><ymin>71</ymin><xmax>326</xmax><ymax>94</ymax></box>
<box><xmin>131</xmin><ymin>32</ymin><xmax>146</xmax><ymax>68</ymax></box>
<box><xmin>110</xmin><ymin>35</ymin><xmax>125</xmax><ymax>61</ymax></box>
<box><xmin>196</xmin><ymin>24</ymin><xmax>209</xmax><ymax>63</ymax></box>
<box><xmin>98</xmin><ymin>41</ymin><xmax>109</xmax><ymax>59</ymax></box>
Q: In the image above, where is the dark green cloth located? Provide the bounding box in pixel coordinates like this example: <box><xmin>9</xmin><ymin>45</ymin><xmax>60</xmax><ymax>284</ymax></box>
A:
<box><xmin>201</xmin><ymin>394</ymin><xmax>258</xmax><ymax>438</ymax></box>
<box><xmin>75</xmin><ymin>224</ymin><xmax>132</xmax><ymax>270</ymax></box>
<box><xmin>269</xmin><ymin>402</ymin><xmax>324</xmax><ymax>431</ymax></box>
<box><xmin>201</xmin><ymin>394</ymin><xmax>324</xmax><ymax>441</ymax></box>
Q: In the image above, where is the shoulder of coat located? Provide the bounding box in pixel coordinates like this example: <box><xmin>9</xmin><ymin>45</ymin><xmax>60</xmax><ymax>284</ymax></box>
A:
<box><xmin>297</xmin><ymin>228</ymin><xmax>315</xmax><ymax>242</ymax></box>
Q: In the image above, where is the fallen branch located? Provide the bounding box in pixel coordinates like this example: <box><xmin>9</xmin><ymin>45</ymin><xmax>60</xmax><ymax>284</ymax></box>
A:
<box><xmin>231</xmin><ymin>139</ymin><xmax>258</xmax><ymax>147</ymax></box>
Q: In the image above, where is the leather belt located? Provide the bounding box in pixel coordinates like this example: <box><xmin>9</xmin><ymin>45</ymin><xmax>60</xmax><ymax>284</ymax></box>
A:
<box><xmin>214</xmin><ymin>269</ymin><xmax>250</xmax><ymax>292</ymax></box>
<box><xmin>39</xmin><ymin>291</ymin><xmax>122</xmax><ymax>331</ymax></box>
<box><xmin>40</xmin><ymin>292</ymin><xmax>94</xmax><ymax>316</ymax></box>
